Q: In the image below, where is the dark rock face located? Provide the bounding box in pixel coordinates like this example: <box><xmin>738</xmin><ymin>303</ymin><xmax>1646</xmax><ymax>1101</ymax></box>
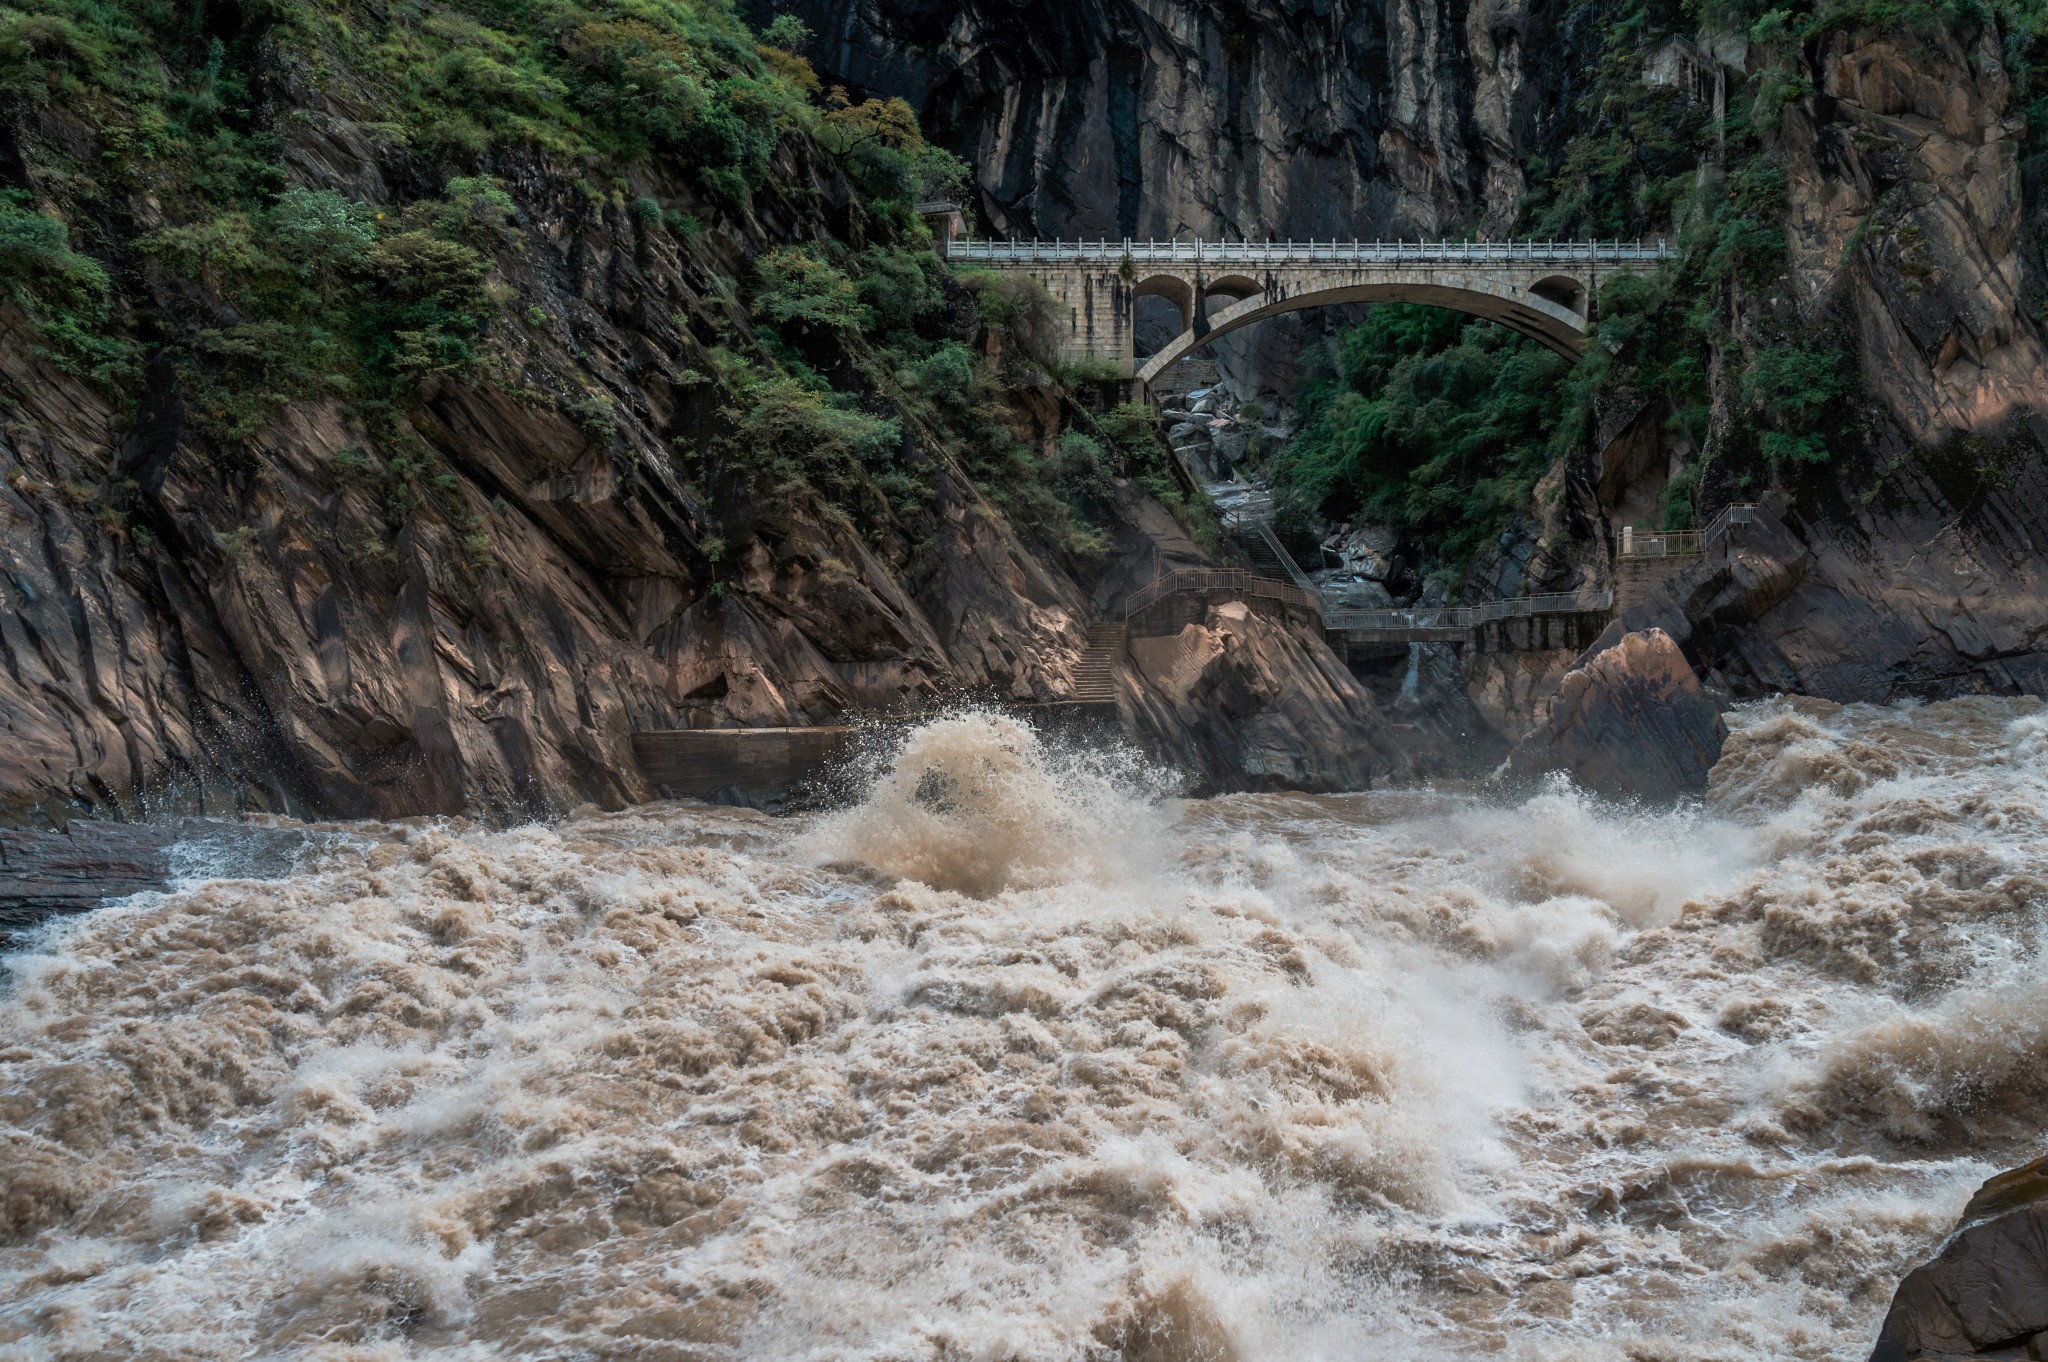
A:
<box><xmin>1503</xmin><ymin>628</ymin><xmax>1727</xmax><ymax>800</ymax></box>
<box><xmin>794</xmin><ymin>0</ymin><xmax>1579</xmax><ymax>241</ymax></box>
<box><xmin>0</xmin><ymin>823</ymin><xmax>172</xmax><ymax>925</ymax></box>
<box><xmin>1870</xmin><ymin>1155</ymin><xmax>2048</xmax><ymax>1362</ymax></box>
<box><xmin>1124</xmin><ymin>600</ymin><xmax>1407</xmax><ymax>792</ymax></box>
<box><xmin>1726</xmin><ymin>465</ymin><xmax>2048</xmax><ymax>702</ymax></box>
<box><xmin>1603</xmin><ymin>497</ymin><xmax>2048</xmax><ymax>706</ymax></box>
<box><xmin>0</xmin><ymin>820</ymin><xmax>307</xmax><ymax>940</ymax></box>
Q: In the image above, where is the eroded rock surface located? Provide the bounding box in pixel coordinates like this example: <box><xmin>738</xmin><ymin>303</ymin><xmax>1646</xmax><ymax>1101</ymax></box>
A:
<box><xmin>1125</xmin><ymin>601</ymin><xmax>1406</xmax><ymax>792</ymax></box>
<box><xmin>1870</xmin><ymin>1154</ymin><xmax>2048</xmax><ymax>1362</ymax></box>
<box><xmin>0</xmin><ymin>121</ymin><xmax>1397</xmax><ymax>824</ymax></box>
<box><xmin>798</xmin><ymin>0</ymin><xmax>1571</xmax><ymax>241</ymax></box>
<box><xmin>1504</xmin><ymin>628</ymin><xmax>1727</xmax><ymax>800</ymax></box>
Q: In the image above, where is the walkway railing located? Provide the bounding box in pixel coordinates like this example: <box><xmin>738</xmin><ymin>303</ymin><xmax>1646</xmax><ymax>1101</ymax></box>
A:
<box><xmin>1126</xmin><ymin>569</ymin><xmax>1324</xmax><ymax>622</ymax></box>
<box><xmin>944</xmin><ymin>238</ymin><xmax>1673</xmax><ymax>266</ymax></box>
<box><xmin>1620</xmin><ymin>503</ymin><xmax>1757</xmax><ymax>558</ymax></box>
<box><xmin>1325</xmin><ymin>588</ymin><xmax>1615</xmax><ymax>635</ymax></box>
<box><xmin>1259</xmin><ymin>524</ymin><xmax>1322</xmax><ymax>595</ymax></box>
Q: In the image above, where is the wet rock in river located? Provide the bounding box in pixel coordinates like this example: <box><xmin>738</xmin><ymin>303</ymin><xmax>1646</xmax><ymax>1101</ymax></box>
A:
<box><xmin>1869</xmin><ymin>1154</ymin><xmax>2048</xmax><ymax>1362</ymax></box>
<box><xmin>0</xmin><ymin>819</ymin><xmax>310</xmax><ymax>942</ymax></box>
<box><xmin>1503</xmin><ymin>627</ymin><xmax>1726</xmax><ymax>801</ymax></box>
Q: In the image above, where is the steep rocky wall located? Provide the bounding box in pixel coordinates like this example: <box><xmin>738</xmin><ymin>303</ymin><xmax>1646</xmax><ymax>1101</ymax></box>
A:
<box><xmin>786</xmin><ymin>0</ymin><xmax>1580</xmax><ymax>239</ymax></box>
<box><xmin>0</xmin><ymin>83</ymin><xmax>1404</xmax><ymax>822</ymax></box>
<box><xmin>0</xmin><ymin>270</ymin><xmax>1093</xmax><ymax>822</ymax></box>
<box><xmin>1777</xmin><ymin>21</ymin><xmax>2048</xmax><ymax>448</ymax></box>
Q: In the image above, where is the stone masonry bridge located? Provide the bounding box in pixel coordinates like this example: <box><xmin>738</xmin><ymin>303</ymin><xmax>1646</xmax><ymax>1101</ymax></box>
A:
<box><xmin>941</xmin><ymin>237</ymin><xmax>1672</xmax><ymax>384</ymax></box>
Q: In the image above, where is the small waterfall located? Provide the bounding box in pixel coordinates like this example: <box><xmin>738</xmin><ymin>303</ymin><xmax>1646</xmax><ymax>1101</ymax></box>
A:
<box><xmin>1398</xmin><ymin>641</ymin><xmax>1423</xmax><ymax>705</ymax></box>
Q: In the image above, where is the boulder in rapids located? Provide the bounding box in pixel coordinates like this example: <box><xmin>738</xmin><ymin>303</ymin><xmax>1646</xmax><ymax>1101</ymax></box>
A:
<box><xmin>1502</xmin><ymin>627</ymin><xmax>1726</xmax><ymax>801</ymax></box>
<box><xmin>1869</xmin><ymin>1154</ymin><xmax>2048</xmax><ymax>1361</ymax></box>
<box><xmin>0</xmin><ymin>819</ymin><xmax>308</xmax><ymax>940</ymax></box>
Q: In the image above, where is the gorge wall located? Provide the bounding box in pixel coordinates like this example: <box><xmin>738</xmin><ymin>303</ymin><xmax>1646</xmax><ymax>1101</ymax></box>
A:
<box><xmin>785</xmin><ymin>0</ymin><xmax>2048</xmax><ymax>738</ymax></box>
<box><xmin>788</xmin><ymin>0</ymin><xmax>1571</xmax><ymax>239</ymax></box>
<box><xmin>0</xmin><ymin>0</ymin><xmax>1406</xmax><ymax>826</ymax></box>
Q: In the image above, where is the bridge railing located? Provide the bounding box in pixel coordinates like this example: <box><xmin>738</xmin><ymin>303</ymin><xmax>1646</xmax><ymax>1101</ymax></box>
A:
<box><xmin>943</xmin><ymin>238</ymin><xmax>1673</xmax><ymax>266</ymax></box>
<box><xmin>1619</xmin><ymin>503</ymin><xmax>1758</xmax><ymax>558</ymax></box>
<box><xmin>1324</xmin><ymin>588</ymin><xmax>1615</xmax><ymax>634</ymax></box>
<box><xmin>1125</xmin><ymin>568</ymin><xmax>1324</xmax><ymax>623</ymax></box>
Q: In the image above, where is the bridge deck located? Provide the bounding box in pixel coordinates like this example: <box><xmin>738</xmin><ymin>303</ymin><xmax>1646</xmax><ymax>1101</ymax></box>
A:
<box><xmin>944</xmin><ymin>238</ymin><xmax>1672</xmax><ymax>267</ymax></box>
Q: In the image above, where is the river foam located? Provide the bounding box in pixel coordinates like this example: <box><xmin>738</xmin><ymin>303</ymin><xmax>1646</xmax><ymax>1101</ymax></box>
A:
<box><xmin>1</xmin><ymin>696</ymin><xmax>2043</xmax><ymax>1359</ymax></box>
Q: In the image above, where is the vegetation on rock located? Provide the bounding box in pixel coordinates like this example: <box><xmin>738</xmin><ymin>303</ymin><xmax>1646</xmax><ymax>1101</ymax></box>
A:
<box><xmin>0</xmin><ymin>0</ymin><xmax>1172</xmax><ymax>585</ymax></box>
<box><xmin>1272</xmin><ymin>0</ymin><xmax>2048</xmax><ymax>579</ymax></box>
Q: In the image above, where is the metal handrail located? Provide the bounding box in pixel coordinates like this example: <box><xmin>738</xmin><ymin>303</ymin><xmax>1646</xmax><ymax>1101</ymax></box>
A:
<box><xmin>1258</xmin><ymin>523</ymin><xmax>1321</xmax><ymax>595</ymax></box>
<box><xmin>1620</xmin><ymin>503</ymin><xmax>1758</xmax><ymax>558</ymax></box>
<box><xmin>942</xmin><ymin>237</ymin><xmax>1674</xmax><ymax>265</ymax></box>
<box><xmin>1126</xmin><ymin>568</ymin><xmax>1324</xmax><ymax>622</ymax></box>
<box><xmin>1325</xmin><ymin>588</ymin><xmax>1615</xmax><ymax>633</ymax></box>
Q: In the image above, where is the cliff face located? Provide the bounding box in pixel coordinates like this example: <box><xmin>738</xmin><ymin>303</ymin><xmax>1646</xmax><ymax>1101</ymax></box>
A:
<box><xmin>1780</xmin><ymin>22</ymin><xmax>2047</xmax><ymax>446</ymax></box>
<box><xmin>791</xmin><ymin>0</ymin><xmax>1578</xmax><ymax>241</ymax></box>
<box><xmin>0</xmin><ymin>9</ymin><xmax>1405</xmax><ymax>825</ymax></box>
<box><xmin>1670</xmin><ymin>19</ymin><xmax>2048</xmax><ymax>706</ymax></box>
<box><xmin>0</xmin><ymin>146</ymin><xmax>1093</xmax><ymax>821</ymax></box>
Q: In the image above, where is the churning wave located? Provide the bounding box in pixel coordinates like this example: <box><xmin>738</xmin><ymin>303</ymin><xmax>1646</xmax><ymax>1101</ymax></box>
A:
<box><xmin>0</xmin><ymin>697</ymin><xmax>2042</xmax><ymax>1359</ymax></box>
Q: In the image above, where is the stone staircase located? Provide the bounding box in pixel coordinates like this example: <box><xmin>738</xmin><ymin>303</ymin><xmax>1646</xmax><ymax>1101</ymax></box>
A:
<box><xmin>1072</xmin><ymin>622</ymin><xmax>1126</xmax><ymax>703</ymax></box>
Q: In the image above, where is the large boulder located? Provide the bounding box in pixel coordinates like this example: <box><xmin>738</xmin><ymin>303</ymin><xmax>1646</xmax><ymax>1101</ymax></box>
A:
<box><xmin>1321</xmin><ymin>522</ymin><xmax>1399</xmax><ymax>581</ymax></box>
<box><xmin>1502</xmin><ymin>627</ymin><xmax>1726</xmax><ymax>800</ymax></box>
<box><xmin>1870</xmin><ymin>1155</ymin><xmax>2048</xmax><ymax>1361</ymax></box>
<box><xmin>1123</xmin><ymin>600</ymin><xmax>1408</xmax><ymax>793</ymax></box>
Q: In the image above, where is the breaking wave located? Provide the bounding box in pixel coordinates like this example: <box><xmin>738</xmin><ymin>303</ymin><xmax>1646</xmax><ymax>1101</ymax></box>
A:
<box><xmin>0</xmin><ymin>697</ymin><xmax>2042</xmax><ymax>1359</ymax></box>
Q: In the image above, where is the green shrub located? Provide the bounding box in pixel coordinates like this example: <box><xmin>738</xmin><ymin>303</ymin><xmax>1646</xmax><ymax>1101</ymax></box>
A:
<box><xmin>957</xmin><ymin>269</ymin><xmax>1067</xmax><ymax>371</ymax></box>
<box><xmin>1760</xmin><ymin>431</ymin><xmax>1831</xmax><ymax>464</ymax></box>
<box><xmin>1052</xmin><ymin>429</ymin><xmax>1115</xmax><ymax>498</ymax></box>
<box><xmin>857</xmin><ymin>245</ymin><xmax>946</xmax><ymax>334</ymax></box>
<box><xmin>816</xmin><ymin>90</ymin><xmax>967</xmax><ymax>206</ymax></box>
<box><xmin>1742</xmin><ymin>344</ymin><xmax>1843</xmax><ymax>429</ymax></box>
<box><xmin>899</xmin><ymin>340</ymin><xmax>976</xmax><ymax>412</ymax></box>
<box><xmin>753</xmin><ymin>246</ymin><xmax>870</xmax><ymax>330</ymax></box>
<box><xmin>0</xmin><ymin>189</ymin><xmax>129</xmax><ymax>376</ymax></box>
<box><xmin>138</xmin><ymin>178</ymin><xmax>503</xmax><ymax>434</ymax></box>
<box><xmin>760</xmin><ymin>14</ymin><xmax>811</xmax><ymax>49</ymax></box>
<box><xmin>1058</xmin><ymin>356</ymin><xmax>1126</xmax><ymax>386</ymax></box>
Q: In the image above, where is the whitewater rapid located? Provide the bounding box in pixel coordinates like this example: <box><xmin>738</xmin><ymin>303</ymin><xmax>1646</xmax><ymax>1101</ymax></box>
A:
<box><xmin>3</xmin><ymin>697</ymin><xmax>2045</xmax><ymax>1360</ymax></box>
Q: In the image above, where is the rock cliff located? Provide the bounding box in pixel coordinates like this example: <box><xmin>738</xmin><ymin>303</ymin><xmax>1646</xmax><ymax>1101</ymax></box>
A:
<box><xmin>792</xmin><ymin>0</ymin><xmax>1573</xmax><ymax>240</ymax></box>
<box><xmin>0</xmin><ymin>3</ymin><xmax>1401</xmax><ymax>826</ymax></box>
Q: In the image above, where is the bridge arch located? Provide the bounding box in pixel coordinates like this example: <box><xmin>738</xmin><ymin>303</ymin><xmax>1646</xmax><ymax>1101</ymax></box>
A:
<box><xmin>1131</xmin><ymin>273</ymin><xmax>1194</xmax><ymax>330</ymax></box>
<box><xmin>936</xmin><ymin>238</ymin><xmax>1667</xmax><ymax>383</ymax></box>
<box><xmin>1136</xmin><ymin>274</ymin><xmax>1592</xmax><ymax>387</ymax></box>
<box><xmin>1530</xmin><ymin>274</ymin><xmax>1588</xmax><ymax>314</ymax></box>
<box><xmin>1200</xmin><ymin>272</ymin><xmax>1264</xmax><ymax>300</ymax></box>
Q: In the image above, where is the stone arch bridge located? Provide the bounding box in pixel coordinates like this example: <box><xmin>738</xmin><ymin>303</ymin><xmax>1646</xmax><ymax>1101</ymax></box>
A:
<box><xmin>941</xmin><ymin>237</ymin><xmax>1671</xmax><ymax>385</ymax></box>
